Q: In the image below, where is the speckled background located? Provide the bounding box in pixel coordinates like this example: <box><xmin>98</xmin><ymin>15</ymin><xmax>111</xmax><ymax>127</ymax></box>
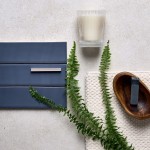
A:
<box><xmin>0</xmin><ymin>0</ymin><xmax>150</xmax><ymax>150</ymax></box>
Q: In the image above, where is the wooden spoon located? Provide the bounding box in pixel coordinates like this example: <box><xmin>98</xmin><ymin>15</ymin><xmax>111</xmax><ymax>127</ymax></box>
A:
<box><xmin>113</xmin><ymin>72</ymin><xmax>150</xmax><ymax>120</ymax></box>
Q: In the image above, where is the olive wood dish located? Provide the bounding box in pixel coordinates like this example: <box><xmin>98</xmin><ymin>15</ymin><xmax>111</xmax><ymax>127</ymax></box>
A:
<box><xmin>113</xmin><ymin>72</ymin><xmax>150</xmax><ymax>120</ymax></box>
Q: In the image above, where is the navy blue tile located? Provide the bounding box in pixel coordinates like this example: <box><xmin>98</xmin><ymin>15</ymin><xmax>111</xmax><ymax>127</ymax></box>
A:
<box><xmin>0</xmin><ymin>42</ymin><xmax>67</xmax><ymax>64</ymax></box>
<box><xmin>0</xmin><ymin>64</ymin><xmax>66</xmax><ymax>86</ymax></box>
<box><xmin>0</xmin><ymin>87</ymin><xmax>66</xmax><ymax>109</ymax></box>
<box><xmin>0</xmin><ymin>42</ymin><xmax>67</xmax><ymax>109</ymax></box>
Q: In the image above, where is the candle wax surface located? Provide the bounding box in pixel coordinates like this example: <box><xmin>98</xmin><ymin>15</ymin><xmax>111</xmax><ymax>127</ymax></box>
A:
<box><xmin>78</xmin><ymin>15</ymin><xmax>105</xmax><ymax>41</ymax></box>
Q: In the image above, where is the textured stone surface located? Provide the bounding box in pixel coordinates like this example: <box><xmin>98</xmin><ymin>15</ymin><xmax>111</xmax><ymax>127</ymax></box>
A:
<box><xmin>0</xmin><ymin>0</ymin><xmax>150</xmax><ymax>150</ymax></box>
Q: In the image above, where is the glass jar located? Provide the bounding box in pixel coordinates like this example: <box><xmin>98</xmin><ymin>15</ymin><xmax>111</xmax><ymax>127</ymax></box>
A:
<box><xmin>77</xmin><ymin>10</ymin><xmax>106</xmax><ymax>47</ymax></box>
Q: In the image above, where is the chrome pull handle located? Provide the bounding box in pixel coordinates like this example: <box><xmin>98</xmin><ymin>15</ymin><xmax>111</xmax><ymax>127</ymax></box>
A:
<box><xmin>31</xmin><ymin>68</ymin><xmax>61</xmax><ymax>72</ymax></box>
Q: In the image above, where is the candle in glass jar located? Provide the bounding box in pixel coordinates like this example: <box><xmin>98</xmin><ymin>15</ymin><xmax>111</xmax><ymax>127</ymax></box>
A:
<box><xmin>79</xmin><ymin>15</ymin><xmax>105</xmax><ymax>41</ymax></box>
<box><xmin>78</xmin><ymin>10</ymin><xmax>105</xmax><ymax>47</ymax></box>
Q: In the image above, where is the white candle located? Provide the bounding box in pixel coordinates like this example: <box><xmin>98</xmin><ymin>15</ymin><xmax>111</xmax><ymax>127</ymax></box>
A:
<box><xmin>79</xmin><ymin>15</ymin><xmax>105</xmax><ymax>41</ymax></box>
<box><xmin>78</xmin><ymin>10</ymin><xmax>105</xmax><ymax>47</ymax></box>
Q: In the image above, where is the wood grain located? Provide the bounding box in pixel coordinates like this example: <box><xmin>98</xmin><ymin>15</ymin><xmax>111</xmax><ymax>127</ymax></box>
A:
<box><xmin>113</xmin><ymin>72</ymin><xmax>150</xmax><ymax>120</ymax></box>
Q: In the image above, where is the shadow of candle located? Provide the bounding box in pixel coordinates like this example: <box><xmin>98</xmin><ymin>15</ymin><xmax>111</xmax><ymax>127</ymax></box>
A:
<box><xmin>81</xmin><ymin>47</ymin><xmax>101</xmax><ymax>57</ymax></box>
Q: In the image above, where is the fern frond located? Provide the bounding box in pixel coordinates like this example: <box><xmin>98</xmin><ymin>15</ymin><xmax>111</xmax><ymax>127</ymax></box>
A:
<box><xmin>67</xmin><ymin>42</ymin><xmax>107</xmax><ymax>137</ymax></box>
<box><xmin>67</xmin><ymin>41</ymin><xmax>134</xmax><ymax>150</ymax></box>
<box><xmin>29</xmin><ymin>87</ymin><xmax>106</xmax><ymax>142</ymax></box>
<box><xmin>99</xmin><ymin>41</ymin><xmax>134</xmax><ymax>150</ymax></box>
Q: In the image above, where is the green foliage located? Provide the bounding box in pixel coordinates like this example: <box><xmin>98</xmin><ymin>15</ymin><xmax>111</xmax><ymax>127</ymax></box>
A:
<box><xmin>99</xmin><ymin>41</ymin><xmax>134</xmax><ymax>150</ymax></box>
<box><xmin>29</xmin><ymin>41</ymin><xmax>134</xmax><ymax>150</ymax></box>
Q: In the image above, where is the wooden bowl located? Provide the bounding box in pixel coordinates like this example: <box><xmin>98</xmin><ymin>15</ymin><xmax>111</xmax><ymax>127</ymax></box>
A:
<box><xmin>113</xmin><ymin>72</ymin><xmax>150</xmax><ymax>120</ymax></box>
